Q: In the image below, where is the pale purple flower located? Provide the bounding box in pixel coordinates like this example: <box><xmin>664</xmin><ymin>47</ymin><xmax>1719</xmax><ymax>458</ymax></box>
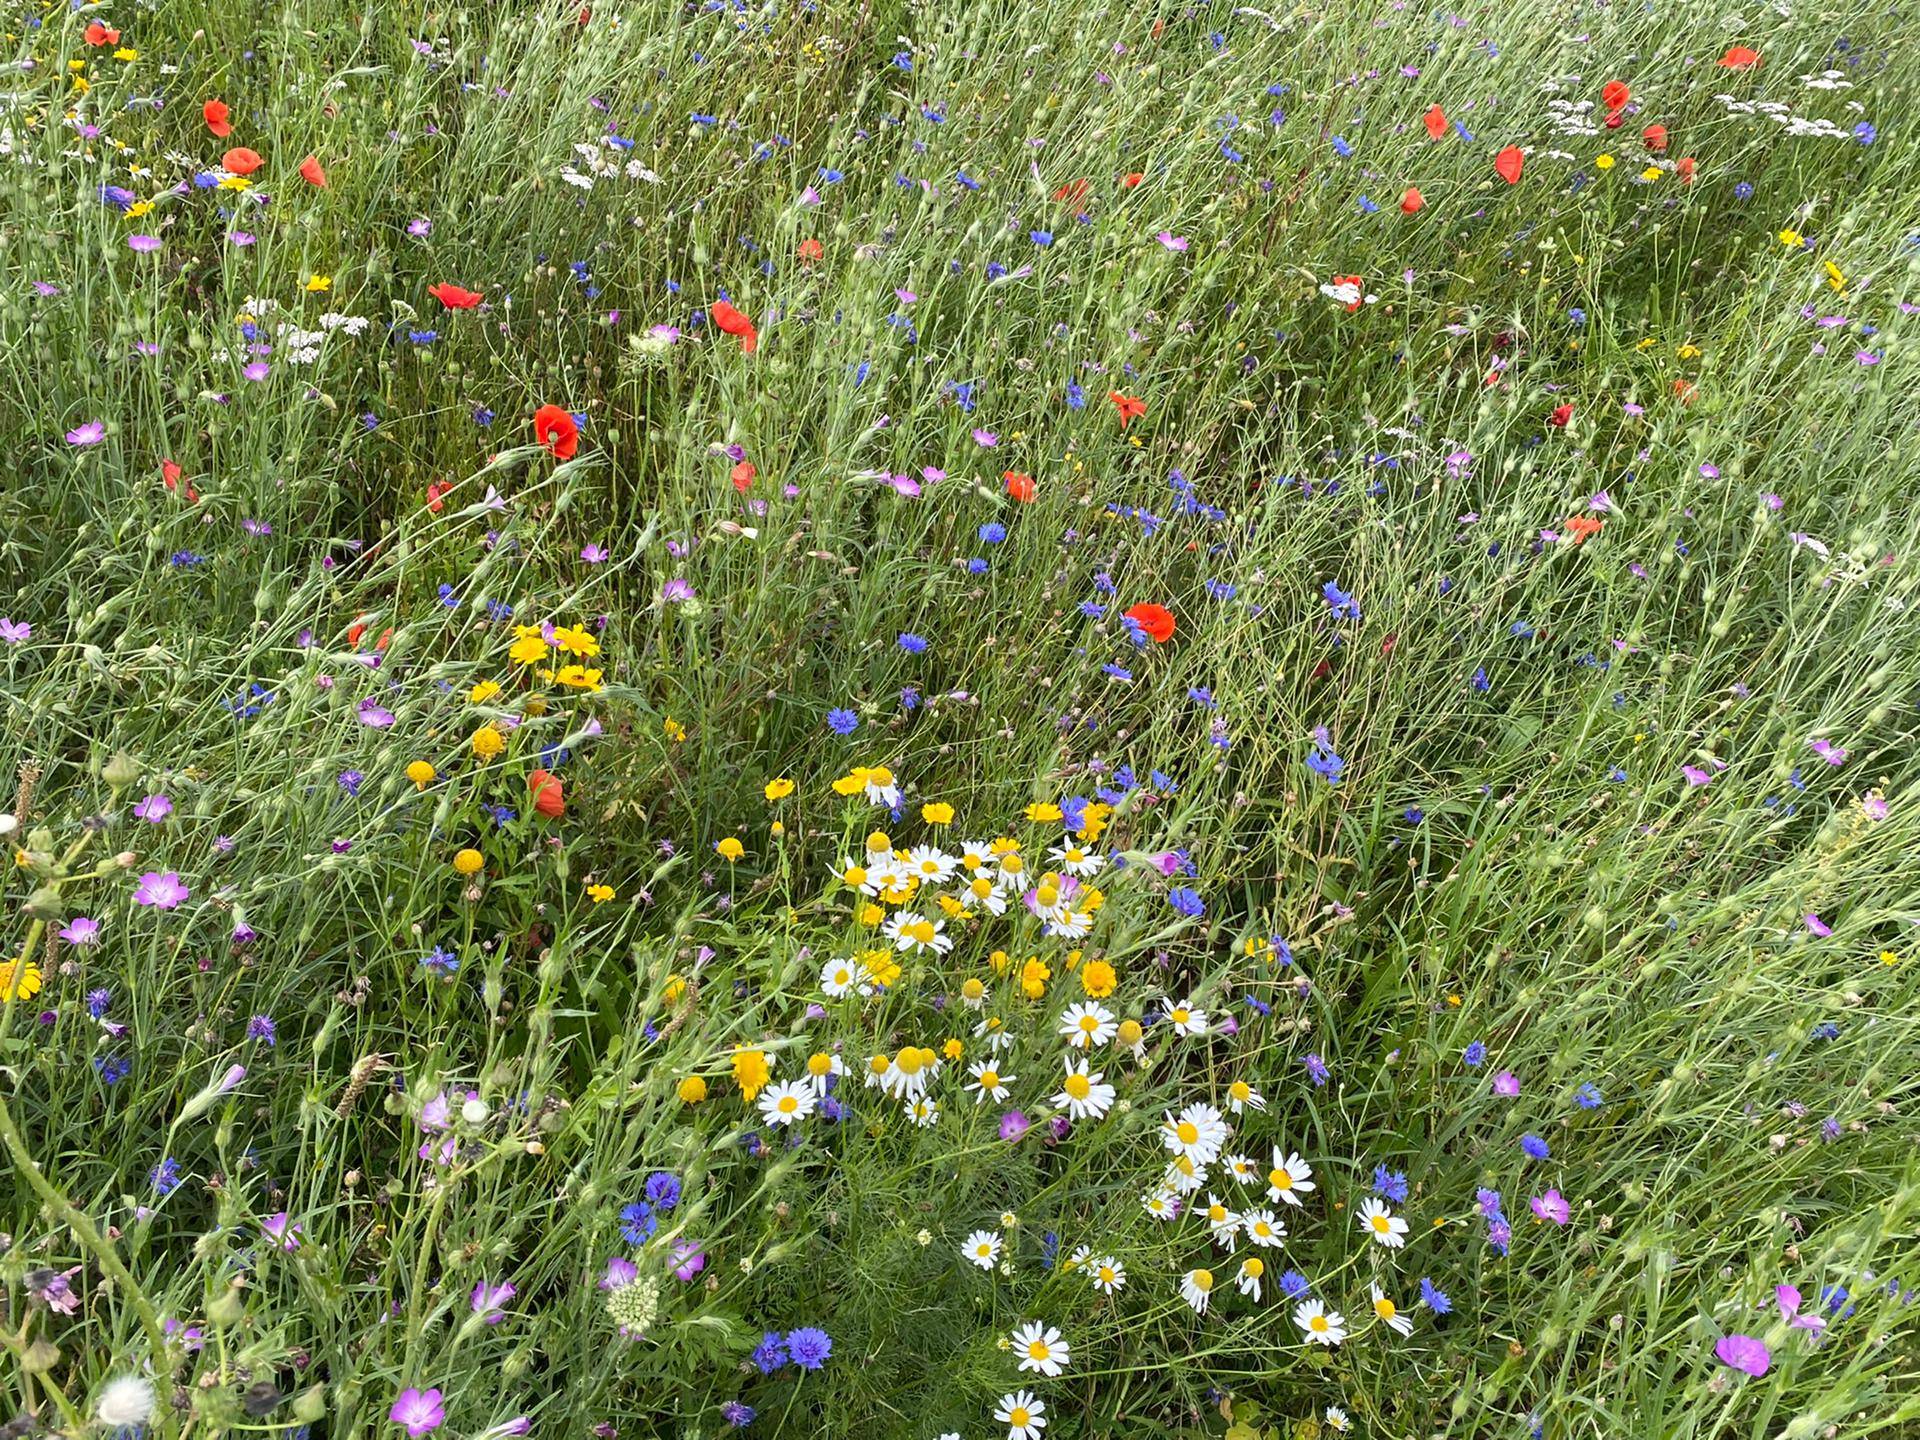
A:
<box><xmin>133</xmin><ymin>793</ymin><xmax>173</xmax><ymax>824</ymax></box>
<box><xmin>262</xmin><ymin>1212</ymin><xmax>302</xmax><ymax>1250</ymax></box>
<box><xmin>128</xmin><ymin>235</ymin><xmax>162</xmax><ymax>252</ymax></box>
<box><xmin>886</xmin><ymin>472</ymin><xmax>922</xmax><ymax>497</ymax></box>
<box><xmin>1493</xmin><ymin>1071</ymin><xmax>1520</xmax><ymax>1097</ymax></box>
<box><xmin>243</xmin><ymin>361</ymin><xmax>271</xmax><ymax>382</ymax></box>
<box><xmin>59</xmin><ymin>916</ymin><xmax>102</xmax><ymax>945</ymax></box>
<box><xmin>1681</xmin><ymin>765</ymin><xmax>1714</xmax><ymax>787</ymax></box>
<box><xmin>1861</xmin><ymin>792</ymin><xmax>1888</xmax><ymax>820</ymax></box>
<box><xmin>133</xmin><ymin>871</ymin><xmax>189</xmax><ymax>909</ymax></box>
<box><xmin>1810</xmin><ymin>738</ymin><xmax>1847</xmax><ymax>766</ymax></box>
<box><xmin>671</xmin><ymin>1243</ymin><xmax>706</xmax><ymax>1281</ymax></box>
<box><xmin>1804</xmin><ymin>914</ymin><xmax>1832</xmax><ymax>938</ymax></box>
<box><xmin>470</xmin><ymin>1279</ymin><xmax>516</xmax><ymax>1323</ymax></box>
<box><xmin>1529</xmin><ymin>1189</ymin><xmax>1570</xmax><ymax>1225</ymax></box>
<box><xmin>1714</xmin><ymin>1334</ymin><xmax>1770</xmax><ymax>1377</ymax></box>
<box><xmin>599</xmin><ymin>1256</ymin><xmax>638</xmax><ymax>1290</ymax></box>
<box><xmin>580</xmin><ymin>543</ymin><xmax>609</xmax><ymax>563</ymax></box>
<box><xmin>662</xmin><ymin>579</ymin><xmax>694</xmax><ymax>603</ymax></box>
<box><xmin>1156</xmin><ymin>231</ymin><xmax>1189</xmax><ymax>251</ymax></box>
<box><xmin>389</xmin><ymin>1387</ymin><xmax>446</xmax><ymax>1437</ymax></box>
<box><xmin>971</xmin><ymin>428</ymin><xmax>998</xmax><ymax>447</ymax></box>
<box><xmin>1776</xmin><ymin>1284</ymin><xmax>1828</xmax><ymax>1332</ymax></box>
<box><xmin>66</xmin><ymin>420</ymin><xmax>106</xmax><ymax>446</ymax></box>
<box><xmin>358</xmin><ymin>699</ymin><xmax>396</xmax><ymax>728</ymax></box>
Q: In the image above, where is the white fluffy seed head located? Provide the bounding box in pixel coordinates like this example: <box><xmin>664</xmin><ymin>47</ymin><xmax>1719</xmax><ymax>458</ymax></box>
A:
<box><xmin>95</xmin><ymin>1375</ymin><xmax>157</xmax><ymax>1429</ymax></box>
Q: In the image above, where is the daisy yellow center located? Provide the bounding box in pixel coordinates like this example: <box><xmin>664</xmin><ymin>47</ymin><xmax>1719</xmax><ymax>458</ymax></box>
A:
<box><xmin>1171</xmin><ymin>1007</ymin><xmax>1190</xmax><ymax>1025</ymax></box>
<box><xmin>1244</xmin><ymin>1258</ymin><xmax>1264</xmax><ymax>1277</ymax></box>
<box><xmin>1229</xmin><ymin>1081</ymin><xmax>1251</xmax><ymax>1101</ymax></box>
<box><xmin>777</xmin><ymin>1095</ymin><xmax>799</xmax><ymax>1114</ymax></box>
<box><xmin>1027</xmin><ymin>1340</ymin><xmax>1050</xmax><ymax>1361</ymax></box>
<box><xmin>844</xmin><ymin>866</ymin><xmax>867</xmax><ymax>886</ymax></box>
<box><xmin>833</xmin><ymin>966</ymin><xmax>851</xmax><ymax>983</ymax></box>
<box><xmin>1374</xmin><ymin>1297</ymin><xmax>1397</xmax><ymax>1320</ymax></box>
<box><xmin>896</xmin><ymin>1049</ymin><xmax>924</xmax><ymax>1075</ymax></box>
<box><xmin>976</xmin><ymin>1244</ymin><xmax>993</xmax><ymax>1257</ymax></box>
<box><xmin>1099</xmin><ymin>1266</ymin><xmax>1116</xmax><ymax>1283</ymax></box>
<box><xmin>1064</xmin><ymin>1073</ymin><xmax>1091</xmax><ymax>1100</ymax></box>
<box><xmin>1065</xmin><ymin>847</ymin><xmax>1084</xmax><ymax>862</ymax></box>
<box><xmin>1036</xmin><ymin>885</ymin><xmax>1059</xmax><ymax>907</ymax></box>
<box><xmin>920</xmin><ymin>860</ymin><xmax>940</xmax><ymax>875</ymax></box>
<box><xmin>808</xmin><ymin>1053</ymin><xmax>833</xmax><ymax>1076</ymax></box>
<box><xmin>1371</xmin><ymin>1214</ymin><xmax>1392</xmax><ymax>1232</ymax></box>
<box><xmin>1080</xmin><ymin>1015</ymin><xmax>1100</xmax><ymax>1033</ymax></box>
<box><xmin>1190</xmin><ymin>1269</ymin><xmax>1214</xmax><ymax>1292</ymax></box>
<box><xmin>980</xmin><ymin>1070</ymin><xmax>999</xmax><ymax>1089</ymax></box>
<box><xmin>962</xmin><ymin>978</ymin><xmax>986</xmax><ymax>999</ymax></box>
<box><xmin>971</xmin><ymin>877</ymin><xmax>993</xmax><ymax>897</ymax></box>
<box><xmin>1208</xmin><ymin>1205</ymin><xmax>1227</xmax><ymax>1222</ymax></box>
<box><xmin>907</xmin><ymin>920</ymin><xmax>936</xmax><ymax>943</ymax></box>
<box><xmin>1002</xmin><ymin>855</ymin><xmax>1024</xmax><ymax>875</ymax></box>
<box><xmin>868</xmin><ymin>1055</ymin><xmax>891</xmax><ymax>1075</ymax></box>
<box><xmin>1008</xmin><ymin>1408</ymin><xmax>1030</xmax><ymax>1429</ymax></box>
<box><xmin>1254</xmin><ymin>1221</ymin><xmax>1272</xmax><ymax>1238</ymax></box>
<box><xmin>1175</xmin><ymin>1120</ymin><xmax>1200</xmax><ymax>1144</ymax></box>
<box><xmin>1271</xmin><ymin>1168</ymin><xmax>1293</xmax><ymax>1190</ymax></box>
<box><xmin>1311</xmin><ymin>1315</ymin><xmax>1329</xmax><ymax>1333</ymax></box>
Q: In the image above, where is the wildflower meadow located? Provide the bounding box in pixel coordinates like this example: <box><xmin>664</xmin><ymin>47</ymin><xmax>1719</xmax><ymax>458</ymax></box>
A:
<box><xmin>3</xmin><ymin>2</ymin><xmax>1919</xmax><ymax>1437</ymax></box>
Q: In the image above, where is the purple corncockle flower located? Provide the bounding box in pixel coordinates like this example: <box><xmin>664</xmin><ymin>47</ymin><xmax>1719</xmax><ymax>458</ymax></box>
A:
<box><xmin>470</xmin><ymin>1279</ymin><xmax>516</xmax><ymax>1323</ymax></box>
<box><xmin>1493</xmin><ymin>1071</ymin><xmax>1521</xmax><ymax>1097</ymax></box>
<box><xmin>599</xmin><ymin>1257</ymin><xmax>638</xmax><ymax>1291</ymax></box>
<box><xmin>358</xmin><ymin>699</ymin><xmax>397</xmax><ymax>728</ymax></box>
<box><xmin>1804</xmin><ymin>914</ymin><xmax>1832</xmax><ymax>937</ymax></box>
<box><xmin>1529</xmin><ymin>1189</ymin><xmax>1570</xmax><ymax>1225</ymax></box>
<box><xmin>66</xmin><ymin>420</ymin><xmax>106</xmax><ymax>446</ymax></box>
<box><xmin>59</xmin><ymin>916</ymin><xmax>102</xmax><ymax>945</ymax></box>
<box><xmin>262</xmin><ymin>1212</ymin><xmax>301</xmax><ymax>1250</ymax></box>
<box><xmin>133</xmin><ymin>871</ymin><xmax>189</xmax><ymax>909</ymax></box>
<box><xmin>1776</xmin><ymin>1284</ymin><xmax>1828</xmax><ymax>1332</ymax></box>
<box><xmin>389</xmin><ymin>1388</ymin><xmax>447</xmax><ymax>1437</ymax></box>
<box><xmin>999</xmin><ymin>1110</ymin><xmax>1031</xmax><ymax>1143</ymax></box>
<box><xmin>1715</xmin><ymin>1334</ymin><xmax>1770</xmax><ymax>1377</ymax></box>
<box><xmin>133</xmin><ymin>793</ymin><xmax>173</xmax><ymax>823</ymax></box>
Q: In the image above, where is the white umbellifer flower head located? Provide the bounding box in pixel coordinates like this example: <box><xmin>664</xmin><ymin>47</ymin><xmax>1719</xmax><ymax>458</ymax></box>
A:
<box><xmin>95</xmin><ymin>1375</ymin><xmax>157</xmax><ymax>1429</ymax></box>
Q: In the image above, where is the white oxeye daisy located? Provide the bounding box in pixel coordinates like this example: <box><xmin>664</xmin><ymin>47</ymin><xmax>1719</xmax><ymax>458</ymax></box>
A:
<box><xmin>994</xmin><ymin>1388</ymin><xmax>1047</xmax><ymax>1440</ymax></box>
<box><xmin>1371</xmin><ymin>1282</ymin><xmax>1414</xmax><ymax>1336</ymax></box>
<box><xmin>1203</xmin><ymin>1194</ymin><xmax>1241</xmax><ymax>1247</ymax></box>
<box><xmin>1325</xmin><ymin>1406</ymin><xmax>1351</xmax><ymax>1432</ymax></box>
<box><xmin>1160</xmin><ymin>1101</ymin><xmax>1230</xmax><ymax>1166</ymax></box>
<box><xmin>819</xmin><ymin>955</ymin><xmax>862</xmax><ymax>997</ymax></box>
<box><xmin>1357</xmin><ymin>1197</ymin><xmax>1409</xmax><ymax>1248</ymax></box>
<box><xmin>1235</xmin><ymin>1256</ymin><xmax>1265</xmax><ymax>1298</ymax></box>
<box><xmin>905</xmin><ymin>1096</ymin><xmax>940</xmax><ymax>1127</ymax></box>
<box><xmin>966</xmin><ymin>1060</ymin><xmax>1015</xmax><ymax>1103</ymax></box>
<box><xmin>963</xmin><ymin>870</ymin><xmax>1010</xmax><ymax>914</ymax></box>
<box><xmin>1243</xmin><ymin>1207</ymin><xmax>1286</xmax><ymax>1248</ymax></box>
<box><xmin>1141</xmin><ymin>1187</ymin><xmax>1181</xmax><ymax>1221</ymax></box>
<box><xmin>1052</xmin><ymin>1058</ymin><xmax>1114</xmax><ymax>1120</ymax></box>
<box><xmin>883</xmin><ymin>1045</ymin><xmax>940</xmax><ymax>1100</ymax></box>
<box><xmin>958</xmin><ymin>840</ymin><xmax>994</xmax><ymax>870</ymax></box>
<box><xmin>1294</xmin><ymin>1297</ymin><xmax>1347</xmax><ymax>1346</ymax></box>
<box><xmin>1266</xmin><ymin>1148</ymin><xmax>1317</xmax><ymax>1206</ymax></box>
<box><xmin>802</xmin><ymin>1049</ymin><xmax>844</xmax><ymax>1096</ymax></box>
<box><xmin>1088</xmin><ymin>1255</ymin><xmax>1126</xmax><ymax>1295</ymax></box>
<box><xmin>907</xmin><ymin>844</ymin><xmax>958</xmax><ymax>885</ymax></box>
<box><xmin>832</xmin><ymin>855</ymin><xmax>880</xmax><ymax>895</ymax></box>
<box><xmin>1045</xmin><ymin>907</ymin><xmax>1094</xmax><ymax>940</ymax></box>
<box><xmin>1161</xmin><ymin>996</ymin><xmax>1208</xmax><ymax>1036</ymax></box>
<box><xmin>1224</xmin><ymin>1078</ymin><xmax>1267</xmax><ymax>1114</ymax></box>
<box><xmin>757</xmin><ymin>1079</ymin><xmax>817</xmax><ymax>1127</ymax></box>
<box><xmin>1059</xmin><ymin>1001</ymin><xmax>1117</xmax><ymax>1049</ymax></box>
<box><xmin>1009</xmin><ymin>1320</ymin><xmax>1069</xmax><ymax>1376</ymax></box>
<box><xmin>1225</xmin><ymin>1153</ymin><xmax>1259</xmax><ymax>1185</ymax></box>
<box><xmin>883</xmin><ymin>910</ymin><xmax>952</xmax><ymax>955</ymax></box>
<box><xmin>1163</xmin><ymin>1156</ymin><xmax>1208</xmax><ymax>1195</ymax></box>
<box><xmin>959</xmin><ymin>976</ymin><xmax>991</xmax><ymax>1009</ymax></box>
<box><xmin>1179</xmin><ymin>1267</ymin><xmax>1216</xmax><ymax>1314</ymax></box>
<box><xmin>1047</xmin><ymin>838</ymin><xmax>1105</xmax><ymax>876</ymax></box>
<box><xmin>962</xmin><ymin>1229</ymin><xmax>1004</xmax><ymax>1269</ymax></box>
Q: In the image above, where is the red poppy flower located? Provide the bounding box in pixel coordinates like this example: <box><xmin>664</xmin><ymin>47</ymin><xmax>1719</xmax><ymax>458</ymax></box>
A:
<box><xmin>730</xmin><ymin>460</ymin><xmax>756</xmax><ymax>493</ymax></box>
<box><xmin>1494</xmin><ymin>146</ymin><xmax>1524</xmax><ymax>184</ymax></box>
<box><xmin>222</xmin><ymin>147</ymin><xmax>264</xmax><ymax>176</ymax></box>
<box><xmin>1604</xmin><ymin>110</ymin><xmax>1625</xmax><ymax>130</ymax></box>
<box><xmin>1548</xmin><ymin>402</ymin><xmax>1575</xmax><ymax>428</ymax></box>
<box><xmin>1675</xmin><ymin>156</ymin><xmax>1697</xmax><ymax>183</ymax></box>
<box><xmin>1423</xmin><ymin>104</ymin><xmax>1447</xmax><ymax>140</ymax></box>
<box><xmin>1718</xmin><ymin>45</ymin><xmax>1760</xmax><ymax>69</ymax></box>
<box><xmin>1399</xmin><ymin>187</ymin><xmax>1424</xmax><ymax>214</ymax></box>
<box><xmin>428</xmin><ymin>282</ymin><xmax>484</xmax><ymax>309</ymax></box>
<box><xmin>1004</xmin><ymin>471</ymin><xmax>1036</xmax><ymax>504</ymax></box>
<box><xmin>533</xmin><ymin>404</ymin><xmax>579</xmax><ymax>460</ymax></box>
<box><xmin>1120</xmin><ymin>171</ymin><xmax>1145</xmax><ymax>188</ymax></box>
<box><xmin>1109</xmin><ymin>391</ymin><xmax>1147</xmax><ymax>429</ymax></box>
<box><xmin>203</xmin><ymin>99</ymin><xmax>232</xmax><ymax>137</ymax></box>
<box><xmin>711</xmin><ymin>300</ymin><xmax>758</xmax><ymax>354</ymax></box>
<box><xmin>1565</xmin><ymin>515</ymin><xmax>1604</xmax><ymax>545</ymax></box>
<box><xmin>1642</xmin><ymin>124</ymin><xmax>1668</xmax><ymax>152</ymax></box>
<box><xmin>298</xmin><ymin>155</ymin><xmax>328</xmax><ymax>187</ymax></box>
<box><xmin>1600</xmin><ymin>80</ymin><xmax>1630</xmax><ymax>112</ymax></box>
<box><xmin>161</xmin><ymin>459</ymin><xmax>199</xmax><ymax>504</ymax></box>
<box><xmin>528</xmin><ymin>769</ymin><xmax>565</xmax><ymax>820</ymax></box>
<box><xmin>426</xmin><ymin>481</ymin><xmax>451</xmax><ymax>513</ymax></box>
<box><xmin>1123</xmin><ymin>603</ymin><xmax>1176</xmax><ymax>644</ymax></box>
<box><xmin>798</xmin><ymin>237</ymin><xmax>824</xmax><ymax>264</ymax></box>
<box><xmin>83</xmin><ymin>21</ymin><xmax>119</xmax><ymax>45</ymax></box>
<box><xmin>1053</xmin><ymin>178</ymin><xmax>1090</xmax><ymax>209</ymax></box>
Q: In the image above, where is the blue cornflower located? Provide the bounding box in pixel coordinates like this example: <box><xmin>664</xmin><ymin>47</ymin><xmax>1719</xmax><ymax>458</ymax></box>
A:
<box><xmin>1464</xmin><ymin>1041</ymin><xmax>1487</xmax><ymax>1067</ymax></box>
<box><xmin>1065</xmin><ymin>382</ymin><xmax>1086</xmax><ymax>409</ymax></box>
<box><xmin>422</xmin><ymin>945</ymin><xmax>460</xmax><ymax>975</ymax></box>
<box><xmin>1574</xmin><ymin>1083</ymin><xmax>1604</xmax><ymax>1110</ymax></box>
<box><xmin>978</xmin><ymin>522</ymin><xmax>1008</xmax><ymax>544</ymax></box>
<box><xmin>620</xmin><ymin>1201</ymin><xmax>657</xmax><ymax>1243</ymax></box>
<box><xmin>152</xmin><ymin>1156</ymin><xmax>183</xmax><ymax>1195</ymax></box>
<box><xmin>1278</xmin><ymin>1269</ymin><xmax>1311</xmax><ymax>1300</ymax></box>
<box><xmin>1520</xmin><ymin>1134</ymin><xmax>1550</xmax><ymax>1160</ymax></box>
<box><xmin>1302</xmin><ymin>1053</ymin><xmax>1329</xmax><ymax>1086</ymax></box>
<box><xmin>897</xmin><ymin>632</ymin><xmax>928</xmax><ymax>654</ymax></box>
<box><xmin>1167</xmin><ymin>887</ymin><xmax>1205</xmax><ymax>918</ymax></box>
<box><xmin>247</xmin><ymin>1014</ymin><xmax>278</xmax><ymax>1046</ymax></box>
<box><xmin>1321</xmin><ymin>581</ymin><xmax>1362</xmax><ymax>621</ymax></box>
<box><xmin>646</xmin><ymin>1171</ymin><xmax>683</xmax><ymax>1209</ymax></box>
<box><xmin>826</xmin><ymin>709</ymin><xmax>859</xmax><ymax>735</ymax></box>
<box><xmin>750</xmin><ymin>1332</ymin><xmax>788</xmax><ymax>1374</ymax></box>
<box><xmin>1306</xmin><ymin>746</ymin><xmax>1345</xmax><ymax>784</ymax></box>
<box><xmin>1030</xmin><ymin>230</ymin><xmax>1053</xmax><ymax>247</ymax></box>
<box><xmin>1471</xmin><ymin>666</ymin><xmax>1491</xmax><ymax>693</ymax></box>
<box><xmin>1372</xmin><ymin>1165</ymin><xmax>1409</xmax><ymax>1203</ymax></box>
<box><xmin>1420</xmin><ymin>1277</ymin><xmax>1453</xmax><ymax>1314</ymax></box>
<box><xmin>786</xmin><ymin>1326</ymin><xmax>832</xmax><ymax>1370</ymax></box>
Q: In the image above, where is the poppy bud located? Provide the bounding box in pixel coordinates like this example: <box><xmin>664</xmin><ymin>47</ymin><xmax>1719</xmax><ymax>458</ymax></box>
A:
<box><xmin>529</xmin><ymin>769</ymin><xmax>565</xmax><ymax>820</ymax></box>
